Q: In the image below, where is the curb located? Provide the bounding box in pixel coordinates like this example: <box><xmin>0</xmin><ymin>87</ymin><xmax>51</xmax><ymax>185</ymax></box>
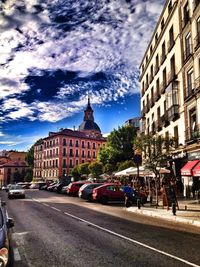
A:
<box><xmin>127</xmin><ymin>207</ymin><xmax>200</xmax><ymax>227</ymax></box>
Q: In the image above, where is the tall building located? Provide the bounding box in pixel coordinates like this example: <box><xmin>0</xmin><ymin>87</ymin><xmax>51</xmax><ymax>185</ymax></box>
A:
<box><xmin>139</xmin><ymin>0</ymin><xmax>200</xmax><ymax>195</ymax></box>
<box><xmin>33</xmin><ymin>98</ymin><xmax>107</xmax><ymax>180</ymax></box>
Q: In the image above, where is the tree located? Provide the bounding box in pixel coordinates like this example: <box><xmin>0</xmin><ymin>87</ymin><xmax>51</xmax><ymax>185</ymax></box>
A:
<box><xmin>24</xmin><ymin>168</ymin><xmax>33</xmax><ymax>182</ymax></box>
<box><xmin>117</xmin><ymin>160</ymin><xmax>134</xmax><ymax>171</ymax></box>
<box><xmin>103</xmin><ymin>163</ymin><xmax>115</xmax><ymax>175</ymax></box>
<box><xmin>78</xmin><ymin>163</ymin><xmax>90</xmax><ymax>178</ymax></box>
<box><xmin>134</xmin><ymin>133</ymin><xmax>175</xmax><ymax>205</ymax></box>
<box><xmin>12</xmin><ymin>170</ymin><xmax>22</xmax><ymax>183</ymax></box>
<box><xmin>88</xmin><ymin>162</ymin><xmax>103</xmax><ymax>178</ymax></box>
<box><xmin>25</xmin><ymin>138</ymin><xmax>43</xmax><ymax>168</ymax></box>
<box><xmin>98</xmin><ymin>125</ymin><xmax>137</xmax><ymax>169</ymax></box>
<box><xmin>71</xmin><ymin>166</ymin><xmax>81</xmax><ymax>181</ymax></box>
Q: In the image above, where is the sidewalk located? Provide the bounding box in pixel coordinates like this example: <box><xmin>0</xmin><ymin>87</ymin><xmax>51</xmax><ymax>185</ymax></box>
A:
<box><xmin>127</xmin><ymin>199</ymin><xmax>200</xmax><ymax>227</ymax></box>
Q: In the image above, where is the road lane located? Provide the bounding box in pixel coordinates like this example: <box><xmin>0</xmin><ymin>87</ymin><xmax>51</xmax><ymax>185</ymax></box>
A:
<box><xmin>1</xmin><ymin>190</ymin><xmax>200</xmax><ymax>267</ymax></box>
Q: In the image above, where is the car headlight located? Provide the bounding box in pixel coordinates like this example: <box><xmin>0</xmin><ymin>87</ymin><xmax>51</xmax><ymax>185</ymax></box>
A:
<box><xmin>0</xmin><ymin>248</ymin><xmax>8</xmax><ymax>267</ymax></box>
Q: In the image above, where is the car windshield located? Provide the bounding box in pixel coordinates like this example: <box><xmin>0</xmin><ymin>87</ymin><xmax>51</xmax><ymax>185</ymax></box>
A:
<box><xmin>10</xmin><ymin>185</ymin><xmax>23</xmax><ymax>190</ymax></box>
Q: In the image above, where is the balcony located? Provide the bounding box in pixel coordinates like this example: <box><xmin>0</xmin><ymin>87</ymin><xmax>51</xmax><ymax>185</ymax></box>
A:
<box><xmin>195</xmin><ymin>76</ymin><xmax>200</xmax><ymax>93</ymax></box>
<box><xmin>160</xmin><ymin>80</ymin><xmax>167</xmax><ymax>94</ymax></box>
<box><xmin>150</xmin><ymin>122</ymin><xmax>156</xmax><ymax>135</ymax></box>
<box><xmin>154</xmin><ymin>65</ymin><xmax>159</xmax><ymax>76</ymax></box>
<box><xmin>155</xmin><ymin>120</ymin><xmax>162</xmax><ymax>132</ymax></box>
<box><xmin>184</xmin><ymin>83</ymin><xmax>195</xmax><ymax>101</ymax></box>
<box><xmin>154</xmin><ymin>90</ymin><xmax>161</xmax><ymax>102</ymax></box>
<box><xmin>194</xmin><ymin>32</ymin><xmax>200</xmax><ymax>50</ymax></box>
<box><xmin>161</xmin><ymin>113</ymin><xmax>169</xmax><ymax>127</ymax></box>
<box><xmin>167</xmin><ymin>104</ymin><xmax>179</xmax><ymax>121</ymax></box>
<box><xmin>185</xmin><ymin>124</ymin><xmax>200</xmax><ymax>144</ymax></box>
<box><xmin>167</xmin><ymin>69</ymin><xmax>177</xmax><ymax>84</ymax></box>
<box><xmin>160</xmin><ymin>53</ymin><xmax>166</xmax><ymax>65</ymax></box>
<box><xmin>167</xmin><ymin>40</ymin><xmax>175</xmax><ymax>53</ymax></box>
<box><xmin>183</xmin><ymin>44</ymin><xmax>193</xmax><ymax>63</ymax></box>
<box><xmin>193</xmin><ymin>0</ymin><xmax>199</xmax><ymax>11</ymax></box>
<box><xmin>150</xmin><ymin>98</ymin><xmax>154</xmax><ymax>108</ymax></box>
<box><xmin>182</xmin><ymin>13</ymin><xmax>190</xmax><ymax>29</ymax></box>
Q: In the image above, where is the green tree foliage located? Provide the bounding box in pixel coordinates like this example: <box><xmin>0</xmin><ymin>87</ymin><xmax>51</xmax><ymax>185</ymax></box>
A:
<box><xmin>98</xmin><ymin>125</ymin><xmax>137</xmax><ymax>168</ymax></box>
<box><xmin>12</xmin><ymin>170</ymin><xmax>22</xmax><ymax>183</ymax></box>
<box><xmin>25</xmin><ymin>138</ymin><xmax>43</xmax><ymax>168</ymax></box>
<box><xmin>88</xmin><ymin>162</ymin><xmax>103</xmax><ymax>178</ymax></box>
<box><xmin>78</xmin><ymin>163</ymin><xmax>90</xmax><ymax>178</ymax></box>
<box><xmin>117</xmin><ymin>160</ymin><xmax>134</xmax><ymax>171</ymax></box>
<box><xmin>134</xmin><ymin>133</ymin><xmax>174</xmax><ymax>176</ymax></box>
<box><xmin>71</xmin><ymin>166</ymin><xmax>81</xmax><ymax>181</ymax></box>
<box><xmin>103</xmin><ymin>163</ymin><xmax>115</xmax><ymax>175</ymax></box>
<box><xmin>24</xmin><ymin>168</ymin><xmax>33</xmax><ymax>182</ymax></box>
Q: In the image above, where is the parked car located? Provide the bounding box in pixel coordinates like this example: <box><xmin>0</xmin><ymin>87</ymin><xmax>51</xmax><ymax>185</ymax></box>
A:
<box><xmin>67</xmin><ymin>181</ymin><xmax>91</xmax><ymax>196</ymax></box>
<box><xmin>53</xmin><ymin>181</ymin><xmax>71</xmax><ymax>193</ymax></box>
<box><xmin>61</xmin><ymin>185</ymin><xmax>69</xmax><ymax>194</ymax></box>
<box><xmin>78</xmin><ymin>183</ymin><xmax>104</xmax><ymax>201</ymax></box>
<box><xmin>0</xmin><ymin>201</ymin><xmax>14</xmax><ymax>266</ymax></box>
<box><xmin>8</xmin><ymin>184</ymin><xmax>25</xmax><ymax>199</ymax></box>
<box><xmin>92</xmin><ymin>183</ymin><xmax>125</xmax><ymax>204</ymax></box>
<box><xmin>47</xmin><ymin>182</ymin><xmax>60</xmax><ymax>192</ymax></box>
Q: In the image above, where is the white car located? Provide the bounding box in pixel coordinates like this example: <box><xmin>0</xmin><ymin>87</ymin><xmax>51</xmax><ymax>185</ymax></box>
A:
<box><xmin>8</xmin><ymin>185</ymin><xmax>25</xmax><ymax>199</ymax></box>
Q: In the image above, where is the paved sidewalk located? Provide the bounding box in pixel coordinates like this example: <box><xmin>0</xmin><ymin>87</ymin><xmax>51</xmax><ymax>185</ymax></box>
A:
<box><xmin>127</xmin><ymin>199</ymin><xmax>200</xmax><ymax>227</ymax></box>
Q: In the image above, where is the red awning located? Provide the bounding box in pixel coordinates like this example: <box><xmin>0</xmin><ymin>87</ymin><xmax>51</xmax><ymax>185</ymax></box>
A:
<box><xmin>192</xmin><ymin>161</ymin><xmax>200</xmax><ymax>177</ymax></box>
<box><xmin>181</xmin><ymin>160</ymin><xmax>199</xmax><ymax>176</ymax></box>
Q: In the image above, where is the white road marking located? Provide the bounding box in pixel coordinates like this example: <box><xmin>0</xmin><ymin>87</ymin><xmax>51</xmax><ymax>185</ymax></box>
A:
<box><xmin>13</xmin><ymin>248</ymin><xmax>21</xmax><ymax>261</ymax></box>
<box><xmin>42</xmin><ymin>203</ymin><xmax>50</xmax><ymax>207</ymax></box>
<box><xmin>50</xmin><ymin>206</ymin><xmax>61</xmax><ymax>212</ymax></box>
<box><xmin>32</xmin><ymin>198</ymin><xmax>200</xmax><ymax>267</ymax></box>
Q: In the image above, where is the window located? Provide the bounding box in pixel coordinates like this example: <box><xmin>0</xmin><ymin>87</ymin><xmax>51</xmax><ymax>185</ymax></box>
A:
<box><xmin>195</xmin><ymin>17</ymin><xmax>200</xmax><ymax>48</ymax></box>
<box><xmin>161</xmin><ymin>18</ymin><xmax>165</xmax><ymax>30</ymax></box>
<box><xmin>76</xmin><ymin>160</ymin><xmax>79</xmax><ymax>165</ymax></box>
<box><xmin>88</xmin><ymin>142</ymin><xmax>90</xmax><ymax>149</ymax></box>
<box><xmin>63</xmin><ymin>148</ymin><xmax>66</xmax><ymax>156</ymax></box>
<box><xmin>76</xmin><ymin>149</ymin><xmax>79</xmax><ymax>157</ymax></box>
<box><xmin>82</xmin><ymin>141</ymin><xmax>85</xmax><ymax>148</ymax></box>
<box><xmin>76</xmin><ymin>140</ymin><xmax>79</xmax><ymax>147</ymax></box>
<box><xmin>183</xmin><ymin>2</ymin><xmax>190</xmax><ymax>27</ymax></box>
<box><xmin>174</xmin><ymin>126</ymin><xmax>179</xmax><ymax>148</ymax></box>
<box><xmin>168</xmin><ymin>26</ymin><xmax>174</xmax><ymax>51</ymax></box>
<box><xmin>63</xmin><ymin>159</ymin><xmax>66</xmax><ymax>168</ymax></box>
<box><xmin>168</xmin><ymin>1</ymin><xmax>172</xmax><ymax>14</ymax></box>
<box><xmin>93</xmin><ymin>143</ymin><xmax>96</xmax><ymax>149</ymax></box>
<box><xmin>155</xmin><ymin>33</ymin><xmax>158</xmax><ymax>44</ymax></box>
<box><xmin>70</xmin><ymin>149</ymin><xmax>73</xmax><ymax>157</ymax></box>
<box><xmin>150</xmin><ymin>45</ymin><xmax>153</xmax><ymax>54</ymax></box>
<box><xmin>184</xmin><ymin>32</ymin><xmax>192</xmax><ymax>60</ymax></box>
<box><xmin>186</xmin><ymin>68</ymin><xmax>194</xmax><ymax>96</ymax></box>
<box><xmin>88</xmin><ymin>151</ymin><xmax>90</xmax><ymax>158</ymax></box>
<box><xmin>63</xmin><ymin>138</ymin><xmax>66</xmax><ymax>146</ymax></box>
<box><xmin>161</xmin><ymin>42</ymin><xmax>166</xmax><ymax>63</ymax></box>
<box><xmin>69</xmin><ymin>140</ymin><xmax>73</xmax><ymax>146</ymax></box>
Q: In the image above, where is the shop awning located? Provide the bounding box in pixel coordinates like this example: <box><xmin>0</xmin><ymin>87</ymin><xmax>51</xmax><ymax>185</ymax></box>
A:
<box><xmin>192</xmin><ymin>161</ymin><xmax>200</xmax><ymax>176</ymax></box>
<box><xmin>181</xmin><ymin>160</ymin><xmax>199</xmax><ymax>176</ymax></box>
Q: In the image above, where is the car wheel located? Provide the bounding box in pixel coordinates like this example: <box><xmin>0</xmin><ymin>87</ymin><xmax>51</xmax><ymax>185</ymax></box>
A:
<box><xmin>87</xmin><ymin>194</ymin><xmax>93</xmax><ymax>202</ymax></box>
<box><xmin>100</xmin><ymin>196</ymin><xmax>108</xmax><ymax>205</ymax></box>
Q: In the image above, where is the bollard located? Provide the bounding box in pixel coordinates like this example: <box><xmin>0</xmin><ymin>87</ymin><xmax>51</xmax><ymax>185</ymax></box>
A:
<box><xmin>137</xmin><ymin>199</ymin><xmax>141</xmax><ymax>209</ymax></box>
<box><xmin>172</xmin><ymin>203</ymin><xmax>176</xmax><ymax>216</ymax></box>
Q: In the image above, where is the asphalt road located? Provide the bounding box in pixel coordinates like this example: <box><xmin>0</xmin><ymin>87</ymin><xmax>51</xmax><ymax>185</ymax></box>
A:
<box><xmin>1</xmin><ymin>190</ymin><xmax>200</xmax><ymax>267</ymax></box>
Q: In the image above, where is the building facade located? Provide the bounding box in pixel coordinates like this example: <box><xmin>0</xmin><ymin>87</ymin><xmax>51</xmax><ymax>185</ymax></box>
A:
<box><xmin>33</xmin><ymin>98</ymin><xmax>107</xmax><ymax>180</ymax></box>
<box><xmin>0</xmin><ymin>151</ymin><xmax>27</xmax><ymax>186</ymax></box>
<box><xmin>140</xmin><ymin>0</ymin><xmax>200</xmax><ymax>195</ymax></box>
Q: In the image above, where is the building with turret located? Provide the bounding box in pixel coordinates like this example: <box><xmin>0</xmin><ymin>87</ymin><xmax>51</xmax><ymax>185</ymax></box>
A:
<box><xmin>33</xmin><ymin>98</ymin><xmax>107</xmax><ymax>180</ymax></box>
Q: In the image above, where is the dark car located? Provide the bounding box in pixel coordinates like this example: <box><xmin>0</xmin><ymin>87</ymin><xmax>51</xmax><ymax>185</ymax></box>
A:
<box><xmin>47</xmin><ymin>182</ymin><xmax>59</xmax><ymax>192</ymax></box>
<box><xmin>92</xmin><ymin>183</ymin><xmax>125</xmax><ymax>204</ymax></box>
<box><xmin>53</xmin><ymin>181</ymin><xmax>71</xmax><ymax>193</ymax></box>
<box><xmin>0</xmin><ymin>201</ymin><xmax>14</xmax><ymax>266</ymax></box>
<box><xmin>78</xmin><ymin>183</ymin><xmax>104</xmax><ymax>201</ymax></box>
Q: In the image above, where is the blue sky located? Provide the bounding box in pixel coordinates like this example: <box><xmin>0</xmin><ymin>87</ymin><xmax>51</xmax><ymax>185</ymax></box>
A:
<box><xmin>0</xmin><ymin>0</ymin><xmax>165</xmax><ymax>151</ymax></box>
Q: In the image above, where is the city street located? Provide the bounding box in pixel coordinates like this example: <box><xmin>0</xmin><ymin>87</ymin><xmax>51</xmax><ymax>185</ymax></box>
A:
<box><xmin>1</xmin><ymin>190</ymin><xmax>200</xmax><ymax>267</ymax></box>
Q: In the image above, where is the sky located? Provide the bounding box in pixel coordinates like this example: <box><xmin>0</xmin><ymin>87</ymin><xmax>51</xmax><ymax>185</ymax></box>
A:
<box><xmin>0</xmin><ymin>0</ymin><xmax>165</xmax><ymax>152</ymax></box>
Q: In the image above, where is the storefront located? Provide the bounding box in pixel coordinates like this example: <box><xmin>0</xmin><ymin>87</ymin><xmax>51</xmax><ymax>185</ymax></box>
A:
<box><xmin>181</xmin><ymin>160</ymin><xmax>199</xmax><ymax>197</ymax></box>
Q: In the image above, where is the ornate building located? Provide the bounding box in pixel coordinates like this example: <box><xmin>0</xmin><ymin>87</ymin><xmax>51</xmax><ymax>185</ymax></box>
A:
<box><xmin>33</xmin><ymin>98</ymin><xmax>107</xmax><ymax>180</ymax></box>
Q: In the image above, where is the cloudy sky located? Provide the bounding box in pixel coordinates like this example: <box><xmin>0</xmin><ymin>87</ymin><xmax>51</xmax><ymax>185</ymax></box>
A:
<box><xmin>0</xmin><ymin>0</ymin><xmax>165</xmax><ymax>151</ymax></box>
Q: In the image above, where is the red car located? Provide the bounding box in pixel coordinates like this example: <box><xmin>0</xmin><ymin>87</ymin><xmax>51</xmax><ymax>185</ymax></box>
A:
<box><xmin>67</xmin><ymin>181</ymin><xmax>91</xmax><ymax>196</ymax></box>
<box><xmin>92</xmin><ymin>183</ymin><xmax>125</xmax><ymax>204</ymax></box>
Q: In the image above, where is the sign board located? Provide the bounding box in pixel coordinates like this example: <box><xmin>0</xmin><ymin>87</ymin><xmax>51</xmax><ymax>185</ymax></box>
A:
<box><xmin>133</xmin><ymin>154</ymin><xmax>142</xmax><ymax>165</ymax></box>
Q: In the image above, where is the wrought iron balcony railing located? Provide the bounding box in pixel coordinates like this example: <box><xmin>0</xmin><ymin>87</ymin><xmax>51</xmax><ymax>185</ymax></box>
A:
<box><xmin>185</xmin><ymin>124</ymin><xmax>200</xmax><ymax>143</ymax></box>
<box><xmin>167</xmin><ymin>104</ymin><xmax>179</xmax><ymax>121</ymax></box>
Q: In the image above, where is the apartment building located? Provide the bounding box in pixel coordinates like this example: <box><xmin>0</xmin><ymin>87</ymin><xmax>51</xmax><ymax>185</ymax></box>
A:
<box><xmin>33</xmin><ymin>98</ymin><xmax>107</xmax><ymax>180</ymax></box>
<box><xmin>140</xmin><ymin>0</ymin><xmax>200</xmax><ymax>193</ymax></box>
